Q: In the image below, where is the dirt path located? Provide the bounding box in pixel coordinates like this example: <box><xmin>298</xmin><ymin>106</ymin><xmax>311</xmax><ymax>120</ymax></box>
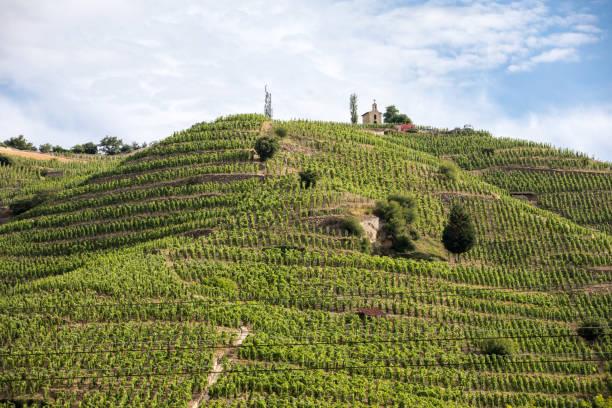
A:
<box><xmin>189</xmin><ymin>326</ymin><xmax>250</xmax><ymax>408</ymax></box>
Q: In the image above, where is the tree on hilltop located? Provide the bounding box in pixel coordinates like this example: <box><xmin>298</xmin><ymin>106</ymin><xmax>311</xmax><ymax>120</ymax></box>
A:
<box><xmin>99</xmin><ymin>136</ymin><xmax>123</xmax><ymax>155</ymax></box>
<box><xmin>383</xmin><ymin>105</ymin><xmax>412</xmax><ymax>124</ymax></box>
<box><xmin>349</xmin><ymin>93</ymin><xmax>358</xmax><ymax>124</ymax></box>
<box><xmin>442</xmin><ymin>203</ymin><xmax>475</xmax><ymax>261</ymax></box>
<box><xmin>4</xmin><ymin>135</ymin><xmax>36</xmax><ymax>151</ymax></box>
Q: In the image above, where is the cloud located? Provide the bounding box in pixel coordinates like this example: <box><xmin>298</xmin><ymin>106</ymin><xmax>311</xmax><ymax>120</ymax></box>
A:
<box><xmin>508</xmin><ymin>47</ymin><xmax>579</xmax><ymax>72</ymax></box>
<box><xmin>490</xmin><ymin>106</ymin><xmax>612</xmax><ymax>161</ymax></box>
<box><xmin>0</xmin><ymin>0</ymin><xmax>608</xmax><ymax>160</ymax></box>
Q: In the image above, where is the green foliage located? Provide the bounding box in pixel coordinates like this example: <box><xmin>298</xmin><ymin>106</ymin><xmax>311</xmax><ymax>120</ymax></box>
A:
<box><xmin>439</xmin><ymin>161</ymin><xmax>458</xmax><ymax>182</ymax></box>
<box><xmin>38</xmin><ymin>143</ymin><xmax>52</xmax><ymax>153</ymax></box>
<box><xmin>442</xmin><ymin>203</ymin><xmax>475</xmax><ymax>256</ymax></box>
<box><xmin>339</xmin><ymin>216</ymin><xmax>364</xmax><ymax>236</ymax></box>
<box><xmin>299</xmin><ymin>169</ymin><xmax>319</xmax><ymax>189</ymax></box>
<box><xmin>0</xmin><ymin>154</ymin><xmax>13</xmax><ymax>166</ymax></box>
<box><xmin>392</xmin><ymin>234</ymin><xmax>415</xmax><ymax>252</ymax></box>
<box><xmin>99</xmin><ymin>136</ymin><xmax>123</xmax><ymax>155</ymax></box>
<box><xmin>577</xmin><ymin>319</ymin><xmax>607</xmax><ymax>341</ymax></box>
<box><xmin>72</xmin><ymin>142</ymin><xmax>98</xmax><ymax>154</ymax></box>
<box><xmin>594</xmin><ymin>394</ymin><xmax>612</xmax><ymax>408</ymax></box>
<box><xmin>272</xmin><ymin>126</ymin><xmax>288</xmax><ymax>138</ymax></box>
<box><xmin>383</xmin><ymin>105</ymin><xmax>412</xmax><ymax>124</ymax></box>
<box><xmin>4</xmin><ymin>135</ymin><xmax>36</xmax><ymax>151</ymax></box>
<box><xmin>374</xmin><ymin>194</ymin><xmax>417</xmax><ymax>252</ymax></box>
<box><xmin>254</xmin><ymin>136</ymin><xmax>279</xmax><ymax>161</ymax></box>
<box><xmin>350</xmin><ymin>93</ymin><xmax>358</xmax><ymax>124</ymax></box>
<box><xmin>52</xmin><ymin>145</ymin><xmax>67</xmax><ymax>153</ymax></box>
<box><xmin>480</xmin><ymin>338</ymin><xmax>517</xmax><ymax>356</ymax></box>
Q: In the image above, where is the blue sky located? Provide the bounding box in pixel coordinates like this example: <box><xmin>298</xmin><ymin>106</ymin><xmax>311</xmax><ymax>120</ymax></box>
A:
<box><xmin>1</xmin><ymin>0</ymin><xmax>611</xmax><ymax>160</ymax></box>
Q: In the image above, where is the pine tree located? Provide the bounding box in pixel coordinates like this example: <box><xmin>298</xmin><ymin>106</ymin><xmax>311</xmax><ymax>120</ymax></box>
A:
<box><xmin>442</xmin><ymin>203</ymin><xmax>475</xmax><ymax>261</ymax></box>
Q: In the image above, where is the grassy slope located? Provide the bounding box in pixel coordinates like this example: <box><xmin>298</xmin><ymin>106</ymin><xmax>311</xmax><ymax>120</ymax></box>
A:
<box><xmin>0</xmin><ymin>114</ymin><xmax>610</xmax><ymax>408</ymax></box>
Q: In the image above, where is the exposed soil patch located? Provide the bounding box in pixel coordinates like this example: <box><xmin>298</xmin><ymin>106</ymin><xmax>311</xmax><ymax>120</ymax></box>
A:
<box><xmin>189</xmin><ymin>326</ymin><xmax>250</xmax><ymax>408</ymax></box>
<box><xmin>281</xmin><ymin>138</ymin><xmax>318</xmax><ymax>155</ymax></box>
<box><xmin>573</xmin><ymin>283</ymin><xmax>612</xmax><ymax>294</ymax></box>
<box><xmin>0</xmin><ymin>147</ymin><xmax>78</xmax><ymax>162</ymax></box>
<box><xmin>0</xmin><ymin>207</ymin><xmax>11</xmax><ymax>225</ymax></box>
<box><xmin>359</xmin><ymin>215</ymin><xmax>380</xmax><ymax>243</ymax></box>
<box><xmin>510</xmin><ymin>191</ymin><xmax>538</xmax><ymax>205</ymax></box>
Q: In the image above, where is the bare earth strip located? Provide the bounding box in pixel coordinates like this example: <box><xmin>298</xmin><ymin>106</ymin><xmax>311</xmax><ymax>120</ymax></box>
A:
<box><xmin>0</xmin><ymin>147</ymin><xmax>77</xmax><ymax>162</ymax></box>
<box><xmin>189</xmin><ymin>326</ymin><xmax>250</xmax><ymax>408</ymax></box>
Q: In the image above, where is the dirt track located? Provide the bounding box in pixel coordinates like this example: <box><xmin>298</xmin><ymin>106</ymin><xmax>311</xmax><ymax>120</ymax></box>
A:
<box><xmin>0</xmin><ymin>147</ymin><xmax>77</xmax><ymax>162</ymax></box>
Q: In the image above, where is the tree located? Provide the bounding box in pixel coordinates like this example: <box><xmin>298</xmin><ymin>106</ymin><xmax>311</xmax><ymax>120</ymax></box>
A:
<box><xmin>442</xmin><ymin>203</ymin><xmax>475</xmax><ymax>260</ymax></box>
<box><xmin>71</xmin><ymin>144</ymin><xmax>85</xmax><ymax>154</ymax></box>
<box><xmin>39</xmin><ymin>143</ymin><xmax>52</xmax><ymax>153</ymax></box>
<box><xmin>4</xmin><ymin>135</ymin><xmax>36</xmax><ymax>151</ymax></box>
<box><xmin>52</xmin><ymin>145</ymin><xmax>67</xmax><ymax>153</ymax></box>
<box><xmin>99</xmin><ymin>136</ymin><xmax>123</xmax><ymax>155</ymax></box>
<box><xmin>577</xmin><ymin>319</ymin><xmax>607</xmax><ymax>341</ymax></box>
<box><xmin>383</xmin><ymin>105</ymin><xmax>412</xmax><ymax>124</ymax></box>
<box><xmin>254</xmin><ymin>136</ymin><xmax>279</xmax><ymax>161</ymax></box>
<box><xmin>349</xmin><ymin>93</ymin><xmax>358</xmax><ymax>124</ymax></box>
<box><xmin>264</xmin><ymin>85</ymin><xmax>272</xmax><ymax>119</ymax></box>
<box><xmin>82</xmin><ymin>142</ymin><xmax>98</xmax><ymax>154</ymax></box>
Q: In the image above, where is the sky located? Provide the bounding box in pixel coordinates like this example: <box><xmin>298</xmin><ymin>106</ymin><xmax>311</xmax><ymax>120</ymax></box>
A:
<box><xmin>1</xmin><ymin>0</ymin><xmax>611</xmax><ymax>161</ymax></box>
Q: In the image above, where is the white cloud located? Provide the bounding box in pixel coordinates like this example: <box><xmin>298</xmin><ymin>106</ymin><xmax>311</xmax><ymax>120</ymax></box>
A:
<box><xmin>0</xmin><ymin>0</ymin><xmax>608</xmax><ymax>160</ymax></box>
<box><xmin>490</xmin><ymin>106</ymin><xmax>612</xmax><ymax>162</ymax></box>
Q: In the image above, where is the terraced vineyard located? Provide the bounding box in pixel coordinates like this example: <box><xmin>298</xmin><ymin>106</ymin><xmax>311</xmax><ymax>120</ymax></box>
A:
<box><xmin>0</xmin><ymin>114</ymin><xmax>610</xmax><ymax>407</ymax></box>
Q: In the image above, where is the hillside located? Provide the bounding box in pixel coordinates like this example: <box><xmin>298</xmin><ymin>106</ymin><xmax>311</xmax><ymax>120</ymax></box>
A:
<box><xmin>0</xmin><ymin>114</ymin><xmax>611</xmax><ymax>408</ymax></box>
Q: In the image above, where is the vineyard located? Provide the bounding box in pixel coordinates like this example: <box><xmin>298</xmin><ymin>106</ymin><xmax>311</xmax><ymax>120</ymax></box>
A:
<box><xmin>0</xmin><ymin>114</ymin><xmax>610</xmax><ymax>407</ymax></box>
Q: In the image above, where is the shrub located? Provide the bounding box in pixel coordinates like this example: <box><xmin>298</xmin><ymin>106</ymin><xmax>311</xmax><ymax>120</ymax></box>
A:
<box><xmin>340</xmin><ymin>216</ymin><xmax>364</xmax><ymax>236</ymax></box>
<box><xmin>480</xmin><ymin>338</ymin><xmax>516</xmax><ymax>356</ymax></box>
<box><xmin>273</xmin><ymin>127</ymin><xmax>288</xmax><ymax>138</ymax></box>
<box><xmin>439</xmin><ymin>161</ymin><xmax>458</xmax><ymax>182</ymax></box>
<box><xmin>577</xmin><ymin>319</ymin><xmax>607</xmax><ymax>341</ymax></box>
<box><xmin>392</xmin><ymin>234</ymin><xmax>415</xmax><ymax>252</ymax></box>
<box><xmin>0</xmin><ymin>154</ymin><xmax>13</xmax><ymax>166</ymax></box>
<box><xmin>254</xmin><ymin>136</ymin><xmax>279</xmax><ymax>161</ymax></box>
<box><xmin>299</xmin><ymin>169</ymin><xmax>319</xmax><ymax>189</ymax></box>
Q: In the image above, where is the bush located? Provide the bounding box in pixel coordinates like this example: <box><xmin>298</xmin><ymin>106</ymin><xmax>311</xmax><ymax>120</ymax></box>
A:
<box><xmin>9</xmin><ymin>190</ymin><xmax>56</xmax><ymax>216</ymax></box>
<box><xmin>0</xmin><ymin>154</ymin><xmax>13</xmax><ymax>166</ymax></box>
<box><xmin>392</xmin><ymin>234</ymin><xmax>415</xmax><ymax>252</ymax></box>
<box><xmin>577</xmin><ymin>319</ymin><xmax>607</xmax><ymax>341</ymax></box>
<box><xmin>480</xmin><ymin>338</ymin><xmax>516</xmax><ymax>356</ymax></box>
<box><xmin>299</xmin><ymin>169</ymin><xmax>319</xmax><ymax>189</ymax></box>
<box><xmin>273</xmin><ymin>127</ymin><xmax>288</xmax><ymax>138</ymax></box>
<box><xmin>254</xmin><ymin>136</ymin><xmax>279</xmax><ymax>161</ymax></box>
<box><xmin>340</xmin><ymin>216</ymin><xmax>364</xmax><ymax>236</ymax></box>
<box><xmin>439</xmin><ymin>161</ymin><xmax>458</xmax><ymax>182</ymax></box>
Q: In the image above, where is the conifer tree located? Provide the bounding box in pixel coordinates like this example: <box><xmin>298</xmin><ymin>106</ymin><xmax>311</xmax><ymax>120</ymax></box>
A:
<box><xmin>442</xmin><ymin>203</ymin><xmax>475</xmax><ymax>261</ymax></box>
<box><xmin>349</xmin><ymin>93</ymin><xmax>358</xmax><ymax>124</ymax></box>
